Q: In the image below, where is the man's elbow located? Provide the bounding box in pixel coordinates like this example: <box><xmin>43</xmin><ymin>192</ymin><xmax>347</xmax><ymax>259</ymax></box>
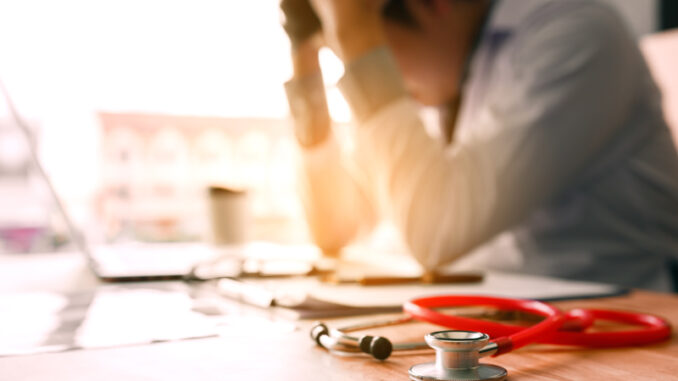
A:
<box><xmin>304</xmin><ymin>212</ymin><xmax>357</xmax><ymax>256</ymax></box>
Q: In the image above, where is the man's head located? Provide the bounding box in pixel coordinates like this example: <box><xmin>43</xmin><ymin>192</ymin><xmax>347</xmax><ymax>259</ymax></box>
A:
<box><xmin>380</xmin><ymin>0</ymin><xmax>491</xmax><ymax>106</ymax></box>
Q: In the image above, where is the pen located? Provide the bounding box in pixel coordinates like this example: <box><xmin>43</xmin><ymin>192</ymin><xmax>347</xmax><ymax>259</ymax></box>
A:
<box><xmin>322</xmin><ymin>272</ymin><xmax>484</xmax><ymax>286</ymax></box>
<box><xmin>217</xmin><ymin>278</ymin><xmax>276</xmax><ymax>308</ymax></box>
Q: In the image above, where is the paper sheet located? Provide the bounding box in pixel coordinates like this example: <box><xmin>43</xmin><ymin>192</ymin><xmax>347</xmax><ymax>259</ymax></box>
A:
<box><xmin>0</xmin><ymin>282</ymin><xmax>295</xmax><ymax>357</ymax></box>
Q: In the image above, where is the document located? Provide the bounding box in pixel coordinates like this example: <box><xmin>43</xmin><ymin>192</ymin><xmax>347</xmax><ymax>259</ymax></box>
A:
<box><xmin>0</xmin><ymin>282</ymin><xmax>294</xmax><ymax>357</ymax></box>
<box><xmin>217</xmin><ymin>270</ymin><xmax>626</xmax><ymax>318</ymax></box>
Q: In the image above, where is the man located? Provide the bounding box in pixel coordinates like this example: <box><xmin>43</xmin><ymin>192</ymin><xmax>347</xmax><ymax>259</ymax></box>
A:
<box><xmin>281</xmin><ymin>0</ymin><xmax>678</xmax><ymax>291</ymax></box>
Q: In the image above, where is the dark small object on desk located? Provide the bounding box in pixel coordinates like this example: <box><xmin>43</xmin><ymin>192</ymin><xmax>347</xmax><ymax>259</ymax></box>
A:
<box><xmin>322</xmin><ymin>271</ymin><xmax>484</xmax><ymax>286</ymax></box>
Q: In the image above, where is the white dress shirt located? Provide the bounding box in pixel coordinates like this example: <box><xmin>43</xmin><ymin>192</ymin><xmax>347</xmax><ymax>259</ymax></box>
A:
<box><xmin>290</xmin><ymin>0</ymin><xmax>678</xmax><ymax>291</ymax></box>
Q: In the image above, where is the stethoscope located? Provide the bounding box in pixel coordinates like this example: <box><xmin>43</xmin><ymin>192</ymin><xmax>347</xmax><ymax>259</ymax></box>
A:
<box><xmin>311</xmin><ymin>295</ymin><xmax>672</xmax><ymax>381</ymax></box>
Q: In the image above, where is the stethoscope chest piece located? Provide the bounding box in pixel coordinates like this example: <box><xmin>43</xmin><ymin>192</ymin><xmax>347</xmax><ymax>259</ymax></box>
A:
<box><xmin>409</xmin><ymin>330</ymin><xmax>507</xmax><ymax>381</ymax></box>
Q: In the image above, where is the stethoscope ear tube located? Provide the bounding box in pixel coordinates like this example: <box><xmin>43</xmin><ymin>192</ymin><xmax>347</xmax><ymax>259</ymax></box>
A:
<box><xmin>310</xmin><ymin>322</ymin><xmax>394</xmax><ymax>360</ymax></box>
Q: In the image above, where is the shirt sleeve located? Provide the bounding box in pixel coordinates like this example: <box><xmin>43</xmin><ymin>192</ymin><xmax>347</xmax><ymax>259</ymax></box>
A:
<box><xmin>337</xmin><ymin>2</ymin><xmax>639</xmax><ymax>269</ymax></box>
<box><xmin>338</xmin><ymin>46</ymin><xmax>408</xmax><ymax>123</ymax></box>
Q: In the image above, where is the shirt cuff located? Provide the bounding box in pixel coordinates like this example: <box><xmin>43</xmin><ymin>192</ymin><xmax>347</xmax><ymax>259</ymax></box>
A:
<box><xmin>284</xmin><ymin>73</ymin><xmax>331</xmax><ymax>147</ymax></box>
<box><xmin>337</xmin><ymin>46</ymin><xmax>408</xmax><ymax>123</ymax></box>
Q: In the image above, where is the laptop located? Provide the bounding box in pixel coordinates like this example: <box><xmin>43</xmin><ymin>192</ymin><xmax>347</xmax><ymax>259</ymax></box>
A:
<box><xmin>1</xmin><ymin>79</ymin><xmax>223</xmax><ymax>282</ymax></box>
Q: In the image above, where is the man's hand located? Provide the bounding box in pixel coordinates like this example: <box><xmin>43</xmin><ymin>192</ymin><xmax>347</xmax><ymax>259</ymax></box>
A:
<box><xmin>280</xmin><ymin>0</ymin><xmax>323</xmax><ymax>49</ymax></box>
<box><xmin>308</xmin><ymin>0</ymin><xmax>388</xmax><ymax>62</ymax></box>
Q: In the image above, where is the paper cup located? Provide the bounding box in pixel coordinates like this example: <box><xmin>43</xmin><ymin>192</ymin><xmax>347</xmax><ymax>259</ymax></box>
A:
<box><xmin>208</xmin><ymin>186</ymin><xmax>250</xmax><ymax>246</ymax></box>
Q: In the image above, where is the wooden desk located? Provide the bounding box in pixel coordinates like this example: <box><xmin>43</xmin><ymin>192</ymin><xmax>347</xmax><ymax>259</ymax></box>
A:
<box><xmin>0</xmin><ymin>290</ymin><xmax>675</xmax><ymax>380</ymax></box>
<box><xmin>0</xmin><ymin>253</ymin><xmax>676</xmax><ymax>380</ymax></box>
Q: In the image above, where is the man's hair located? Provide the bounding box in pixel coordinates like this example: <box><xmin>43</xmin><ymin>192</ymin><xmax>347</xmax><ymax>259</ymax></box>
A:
<box><xmin>382</xmin><ymin>0</ymin><xmax>479</xmax><ymax>27</ymax></box>
<box><xmin>382</xmin><ymin>0</ymin><xmax>418</xmax><ymax>27</ymax></box>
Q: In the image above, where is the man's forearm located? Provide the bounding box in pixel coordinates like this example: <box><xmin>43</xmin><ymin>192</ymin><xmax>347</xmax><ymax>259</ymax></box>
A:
<box><xmin>285</xmin><ymin>40</ymin><xmax>375</xmax><ymax>254</ymax></box>
<box><xmin>285</xmin><ymin>40</ymin><xmax>331</xmax><ymax>148</ymax></box>
<box><xmin>297</xmin><ymin>139</ymin><xmax>376</xmax><ymax>255</ymax></box>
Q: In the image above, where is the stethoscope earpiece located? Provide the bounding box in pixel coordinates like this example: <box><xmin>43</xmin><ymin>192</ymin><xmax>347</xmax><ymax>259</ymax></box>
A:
<box><xmin>358</xmin><ymin>335</ymin><xmax>393</xmax><ymax>360</ymax></box>
<box><xmin>310</xmin><ymin>322</ymin><xmax>329</xmax><ymax>345</ymax></box>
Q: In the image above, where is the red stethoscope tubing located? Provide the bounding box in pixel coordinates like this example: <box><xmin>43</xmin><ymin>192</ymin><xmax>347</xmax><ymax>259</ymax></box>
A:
<box><xmin>545</xmin><ymin>308</ymin><xmax>672</xmax><ymax>347</ymax></box>
<box><xmin>403</xmin><ymin>295</ymin><xmax>672</xmax><ymax>354</ymax></box>
<box><xmin>403</xmin><ymin>295</ymin><xmax>566</xmax><ymax>354</ymax></box>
